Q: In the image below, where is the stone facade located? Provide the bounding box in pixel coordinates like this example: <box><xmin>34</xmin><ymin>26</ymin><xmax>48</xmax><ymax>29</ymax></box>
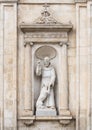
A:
<box><xmin>0</xmin><ymin>0</ymin><xmax>92</xmax><ymax>130</ymax></box>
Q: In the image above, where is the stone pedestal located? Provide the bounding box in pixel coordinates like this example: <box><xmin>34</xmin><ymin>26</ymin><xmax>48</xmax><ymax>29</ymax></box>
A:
<box><xmin>36</xmin><ymin>108</ymin><xmax>57</xmax><ymax>116</ymax></box>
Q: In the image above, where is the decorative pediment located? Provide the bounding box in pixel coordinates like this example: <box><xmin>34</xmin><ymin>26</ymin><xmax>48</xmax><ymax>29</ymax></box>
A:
<box><xmin>20</xmin><ymin>3</ymin><xmax>73</xmax><ymax>33</ymax></box>
<box><xmin>34</xmin><ymin>3</ymin><xmax>60</xmax><ymax>25</ymax></box>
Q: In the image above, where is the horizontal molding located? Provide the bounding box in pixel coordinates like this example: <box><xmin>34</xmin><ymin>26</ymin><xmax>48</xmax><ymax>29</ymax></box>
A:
<box><xmin>0</xmin><ymin>0</ymin><xmax>18</xmax><ymax>3</ymax></box>
<box><xmin>75</xmin><ymin>0</ymin><xmax>87</xmax><ymax>3</ymax></box>
<box><xmin>0</xmin><ymin>0</ymin><xmax>89</xmax><ymax>4</ymax></box>
<box><xmin>18</xmin><ymin>0</ymin><xmax>75</xmax><ymax>4</ymax></box>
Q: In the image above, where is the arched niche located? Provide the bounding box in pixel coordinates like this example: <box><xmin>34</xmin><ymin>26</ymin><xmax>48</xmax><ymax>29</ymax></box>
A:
<box><xmin>33</xmin><ymin>45</ymin><xmax>59</xmax><ymax>114</ymax></box>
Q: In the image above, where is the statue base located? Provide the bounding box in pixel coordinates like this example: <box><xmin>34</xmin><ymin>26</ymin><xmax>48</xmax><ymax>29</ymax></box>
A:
<box><xmin>36</xmin><ymin>108</ymin><xmax>57</xmax><ymax>116</ymax></box>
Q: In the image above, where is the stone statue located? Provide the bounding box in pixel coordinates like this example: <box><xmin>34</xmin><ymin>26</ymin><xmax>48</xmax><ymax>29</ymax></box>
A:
<box><xmin>36</xmin><ymin>57</ymin><xmax>56</xmax><ymax>110</ymax></box>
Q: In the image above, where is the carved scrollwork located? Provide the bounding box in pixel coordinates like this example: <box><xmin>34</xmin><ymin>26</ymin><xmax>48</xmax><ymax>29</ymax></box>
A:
<box><xmin>59</xmin><ymin>119</ymin><xmax>71</xmax><ymax>126</ymax></box>
<box><xmin>23</xmin><ymin>119</ymin><xmax>34</xmax><ymax>126</ymax></box>
<box><xmin>59</xmin><ymin>42</ymin><xmax>69</xmax><ymax>47</ymax></box>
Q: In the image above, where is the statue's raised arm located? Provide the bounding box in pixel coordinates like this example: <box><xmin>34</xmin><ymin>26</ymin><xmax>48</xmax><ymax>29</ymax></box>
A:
<box><xmin>36</xmin><ymin>60</ymin><xmax>42</xmax><ymax>76</ymax></box>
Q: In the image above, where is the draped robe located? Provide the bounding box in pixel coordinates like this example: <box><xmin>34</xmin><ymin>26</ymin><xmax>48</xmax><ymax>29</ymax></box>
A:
<box><xmin>36</xmin><ymin>65</ymin><xmax>56</xmax><ymax>109</ymax></box>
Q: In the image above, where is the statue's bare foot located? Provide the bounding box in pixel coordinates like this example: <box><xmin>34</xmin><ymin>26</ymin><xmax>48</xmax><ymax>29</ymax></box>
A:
<box><xmin>47</xmin><ymin>106</ymin><xmax>55</xmax><ymax>109</ymax></box>
<box><xmin>39</xmin><ymin>105</ymin><xmax>45</xmax><ymax>109</ymax></box>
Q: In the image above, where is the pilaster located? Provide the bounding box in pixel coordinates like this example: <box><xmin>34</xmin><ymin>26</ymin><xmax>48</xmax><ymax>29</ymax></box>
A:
<box><xmin>59</xmin><ymin>42</ymin><xmax>71</xmax><ymax>117</ymax></box>
<box><xmin>0</xmin><ymin>0</ymin><xmax>18</xmax><ymax>129</ymax></box>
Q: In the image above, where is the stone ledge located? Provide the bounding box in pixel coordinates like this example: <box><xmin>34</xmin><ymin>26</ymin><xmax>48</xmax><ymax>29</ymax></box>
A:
<box><xmin>0</xmin><ymin>0</ymin><xmax>18</xmax><ymax>3</ymax></box>
<box><xmin>35</xmin><ymin>116</ymin><xmax>73</xmax><ymax>120</ymax></box>
<box><xmin>18</xmin><ymin>116</ymin><xmax>35</xmax><ymax>120</ymax></box>
<box><xmin>74</xmin><ymin>0</ymin><xmax>87</xmax><ymax>3</ymax></box>
<box><xmin>18</xmin><ymin>115</ymin><xmax>73</xmax><ymax>126</ymax></box>
<box><xmin>20</xmin><ymin>24</ymin><xmax>73</xmax><ymax>33</ymax></box>
<box><xmin>18</xmin><ymin>0</ymin><xmax>75</xmax><ymax>4</ymax></box>
<box><xmin>18</xmin><ymin>115</ymin><xmax>72</xmax><ymax>120</ymax></box>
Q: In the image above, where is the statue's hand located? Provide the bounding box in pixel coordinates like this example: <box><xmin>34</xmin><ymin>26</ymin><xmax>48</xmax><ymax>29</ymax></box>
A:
<box><xmin>36</xmin><ymin>60</ymin><xmax>42</xmax><ymax>76</ymax></box>
<box><xmin>37</xmin><ymin>60</ymin><xmax>41</xmax><ymax>66</ymax></box>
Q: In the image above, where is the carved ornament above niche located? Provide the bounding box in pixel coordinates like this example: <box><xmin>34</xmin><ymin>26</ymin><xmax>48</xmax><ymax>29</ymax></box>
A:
<box><xmin>34</xmin><ymin>3</ymin><xmax>58</xmax><ymax>25</ymax></box>
<box><xmin>20</xmin><ymin>3</ymin><xmax>73</xmax><ymax>33</ymax></box>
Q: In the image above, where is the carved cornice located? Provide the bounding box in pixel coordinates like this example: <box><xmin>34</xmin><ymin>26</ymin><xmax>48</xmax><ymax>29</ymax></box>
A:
<box><xmin>20</xmin><ymin>3</ymin><xmax>73</xmax><ymax>33</ymax></box>
<box><xmin>75</xmin><ymin>0</ymin><xmax>87</xmax><ymax>3</ymax></box>
<box><xmin>20</xmin><ymin>24</ymin><xmax>73</xmax><ymax>33</ymax></box>
<box><xmin>0</xmin><ymin>0</ymin><xmax>18</xmax><ymax>3</ymax></box>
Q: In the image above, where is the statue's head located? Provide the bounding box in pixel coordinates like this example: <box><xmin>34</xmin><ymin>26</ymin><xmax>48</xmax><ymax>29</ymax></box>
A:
<box><xmin>44</xmin><ymin>57</ymin><xmax>50</xmax><ymax>67</ymax></box>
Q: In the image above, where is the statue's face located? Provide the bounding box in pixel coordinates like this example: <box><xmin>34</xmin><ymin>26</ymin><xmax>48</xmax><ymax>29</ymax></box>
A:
<box><xmin>44</xmin><ymin>57</ymin><xmax>50</xmax><ymax>67</ymax></box>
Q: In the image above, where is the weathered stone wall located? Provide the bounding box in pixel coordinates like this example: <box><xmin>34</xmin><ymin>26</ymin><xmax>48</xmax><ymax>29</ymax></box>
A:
<box><xmin>0</xmin><ymin>0</ymin><xmax>92</xmax><ymax>130</ymax></box>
